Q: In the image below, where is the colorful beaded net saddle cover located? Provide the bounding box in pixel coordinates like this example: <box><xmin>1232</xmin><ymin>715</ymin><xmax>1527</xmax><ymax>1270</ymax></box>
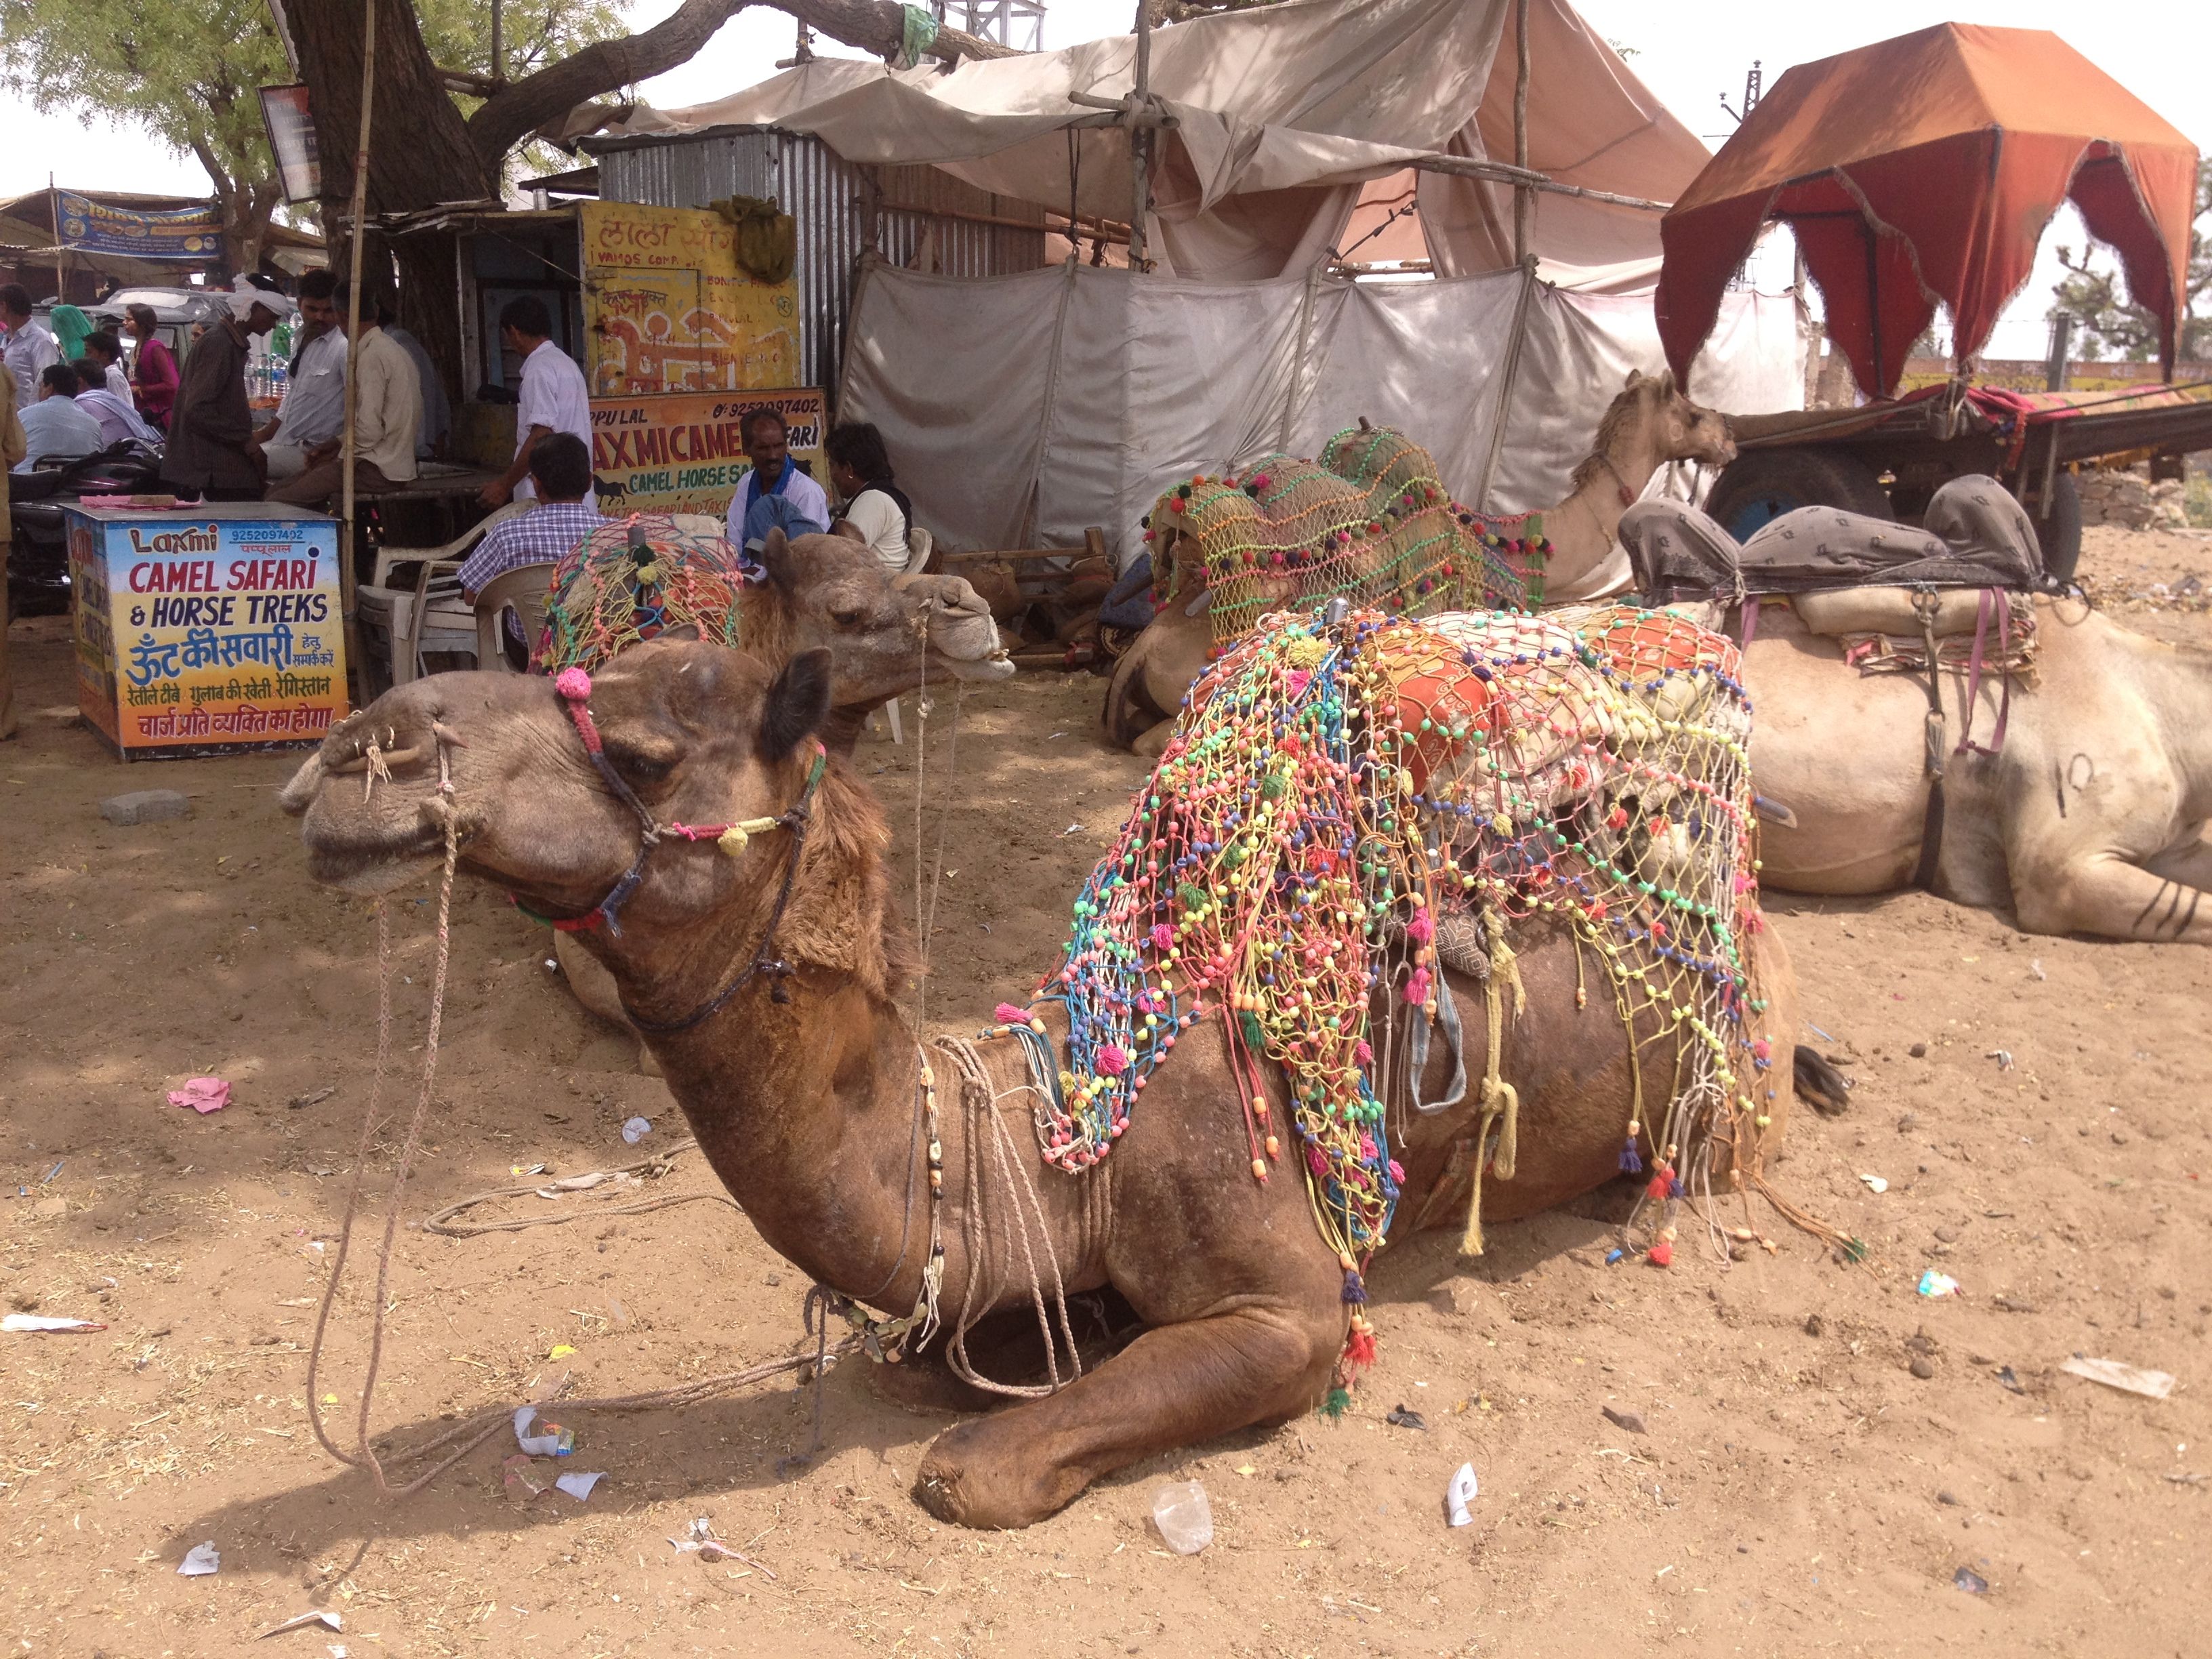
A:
<box><xmin>1141</xmin><ymin>427</ymin><xmax>1551</xmax><ymax>651</ymax></box>
<box><xmin>1020</xmin><ymin>600</ymin><xmax>1797</xmax><ymax>1406</ymax></box>
<box><xmin>537</xmin><ymin>514</ymin><xmax>750</xmax><ymax>672</ymax></box>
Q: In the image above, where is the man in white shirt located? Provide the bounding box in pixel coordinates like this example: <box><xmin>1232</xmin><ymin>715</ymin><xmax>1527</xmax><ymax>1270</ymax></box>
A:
<box><xmin>479</xmin><ymin>295</ymin><xmax>593</xmax><ymax>508</ymax></box>
<box><xmin>1</xmin><ymin>285</ymin><xmax>60</xmax><ymax>409</ymax></box>
<box><xmin>83</xmin><ymin>331</ymin><xmax>134</xmax><ymax>403</ymax></box>
<box><xmin>14</xmin><ymin>364</ymin><xmax>105</xmax><ymax>472</ymax></box>
<box><xmin>255</xmin><ymin>270</ymin><xmax>346</xmax><ymax>482</ymax></box>
<box><xmin>724</xmin><ymin>407</ymin><xmax>830</xmax><ymax>554</ymax></box>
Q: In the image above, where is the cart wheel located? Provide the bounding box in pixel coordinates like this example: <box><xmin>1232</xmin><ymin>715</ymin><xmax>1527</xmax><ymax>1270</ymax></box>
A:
<box><xmin>1705</xmin><ymin>447</ymin><xmax>1893</xmax><ymax>541</ymax></box>
<box><xmin>2027</xmin><ymin>471</ymin><xmax>2081</xmax><ymax>586</ymax></box>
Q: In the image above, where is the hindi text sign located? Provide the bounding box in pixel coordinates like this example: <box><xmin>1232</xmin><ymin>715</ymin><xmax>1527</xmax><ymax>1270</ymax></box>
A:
<box><xmin>579</xmin><ymin>201</ymin><xmax>800</xmax><ymax>398</ymax></box>
<box><xmin>68</xmin><ymin>504</ymin><xmax>348</xmax><ymax>758</ymax></box>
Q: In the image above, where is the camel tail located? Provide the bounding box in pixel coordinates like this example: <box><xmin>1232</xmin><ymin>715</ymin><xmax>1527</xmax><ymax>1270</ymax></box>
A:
<box><xmin>1793</xmin><ymin>1045</ymin><xmax>1851</xmax><ymax>1118</ymax></box>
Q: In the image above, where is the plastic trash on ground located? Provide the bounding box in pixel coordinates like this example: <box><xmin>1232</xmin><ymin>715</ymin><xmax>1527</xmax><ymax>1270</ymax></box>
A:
<box><xmin>503</xmin><ymin>1454</ymin><xmax>556</xmax><ymax>1500</ymax></box>
<box><xmin>2060</xmin><ymin>1355</ymin><xmax>2175</xmax><ymax>1400</ymax></box>
<box><xmin>1151</xmin><ymin>1480</ymin><xmax>1213</xmax><ymax>1553</ymax></box>
<box><xmin>3</xmin><ymin>1313</ymin><xmax>107</xmax><ymax>1333</ymax></box>
<box><xmin>1918</xmin><ymin>1269</ymin><xmax>1961</xmax><ymax>1298</ymax></box>
<box><xmin>620</xmin><ymin>1116</ymin><xmax>653</xmax><ymax>1144</ymax></box>
<box><xmin>513</xmin><ymin>1405</ymin><xmax>575</xmax><ymax>1456</ymax></box>
<box><xmin>177</xmin><ymin>1540</ymin><xmax>220</xmax><ymax>1576</ymax></box>
<box><xmin>1446</xmin><ymin>1462</ymin><xmax>1479</xmax><ymax>1528</ymax></box>
<box><xmin>168</xmin><ymin>1077</ymin><xmax>230</xmax><ymax>1114</ymax></box>
<box><xmin>555</xmin><ymin>1471</ymin><xmax>604</xmax><ymax>1502</ymax></box>
<box><xmin>261</xmin><ymin>1611</ymin><xmax>343</xmax><ymax>1636</ymax></box>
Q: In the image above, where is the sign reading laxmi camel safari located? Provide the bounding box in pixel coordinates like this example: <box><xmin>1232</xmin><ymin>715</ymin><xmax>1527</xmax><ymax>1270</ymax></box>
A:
<box><xmin>66</xmin><ymin>504</ymin><xmax>348</xmax><ymax>758</ymax></box>
<box><xmin>589</xmin><ymin>388</ymin><xmax>825</xmax><ymax>517</ymax></box>
<box><xmin>579</xmin><ymin>201</ymin><xmax>800</xmax><ymax>397</ymax></box>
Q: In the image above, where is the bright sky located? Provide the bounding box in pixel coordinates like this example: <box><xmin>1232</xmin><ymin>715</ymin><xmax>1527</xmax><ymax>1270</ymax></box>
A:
<box><xmin>3</xmin><ymin>0</ymin><xmax>2205</xmax><ymax>356</ymax></box>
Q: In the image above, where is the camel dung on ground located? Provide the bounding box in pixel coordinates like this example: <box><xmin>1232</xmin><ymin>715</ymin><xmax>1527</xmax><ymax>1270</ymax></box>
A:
<box><xmin>283</xmin><ymin>599</ymin><xmax>1824</xmax><ymax>1528</ymax></box>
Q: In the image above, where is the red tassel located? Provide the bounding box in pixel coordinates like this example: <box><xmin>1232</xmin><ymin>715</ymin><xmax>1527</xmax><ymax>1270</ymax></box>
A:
<box><xmin>1647</xmin><ymin>1241</ymin><xmax>1674</xmax><ymax>1267</ymax></box>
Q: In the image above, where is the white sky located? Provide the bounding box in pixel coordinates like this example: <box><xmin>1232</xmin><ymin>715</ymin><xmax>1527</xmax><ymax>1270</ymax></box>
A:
<box><xmin>3</xmin><ymin>0</ymin><xmax>2205</xmax><ymax>356</ymax></box>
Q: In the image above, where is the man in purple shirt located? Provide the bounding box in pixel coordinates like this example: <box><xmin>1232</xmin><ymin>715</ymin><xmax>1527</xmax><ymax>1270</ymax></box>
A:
<box><xmin>457</xmin><ymin>432</ymin><xmax>605</xmax><ymax>664</ymax></box>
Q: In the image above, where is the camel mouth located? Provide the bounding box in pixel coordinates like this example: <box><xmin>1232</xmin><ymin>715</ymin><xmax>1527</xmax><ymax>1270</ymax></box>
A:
<box><xmin>941</xmin><ymin>650</ymin><xmax>1017</xmax><ymax>682</ymax></box>
<box><xmin>302</xmin><ymin>828</ymin><xmax>451</xmax><ymax>895</ymax></box>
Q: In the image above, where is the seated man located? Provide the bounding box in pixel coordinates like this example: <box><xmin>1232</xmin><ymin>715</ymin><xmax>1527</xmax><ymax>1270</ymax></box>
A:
<box><xmin>724</xmin><ymin>406</ymin><xmax>827</xmax><ymax>554</ymax></box>
<box><xmin>738</xmin><ymin>487</ymin><xmax>825</xmax><ymax>573</ymax></box>
<box><xmin>268</xmin><ymin>288</ymin><xmax>420</xmax><ymax>508</ymax></box>
<box><xmin>14</xmin><ymin>364</ymin><xmax>104</xmax><ymax>472</ymax></box>
<box><xmin>81</xmin><ymin>331</ymin><xmax>134</xmax><ymax>403</ymax></box>
<box><xmin>457</xmin><ymin>432</ymin><xmax>606</xmax><ymax>664</ymax></box>
<box><xmin>73</xmin><ymin>356</ymin><xmax>160</xmax><ymax>447</ymax></box>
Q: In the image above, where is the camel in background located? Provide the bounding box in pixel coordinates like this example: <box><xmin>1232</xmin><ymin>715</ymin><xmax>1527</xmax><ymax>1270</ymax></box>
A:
<box><xmin>1105</xmin><ymin>371</ymin><xmax>1737</xmax><ymax>754</ymax></box>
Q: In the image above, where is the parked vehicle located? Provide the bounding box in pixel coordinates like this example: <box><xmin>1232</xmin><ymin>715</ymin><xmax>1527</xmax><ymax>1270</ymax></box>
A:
<box><xmin>7</xmin><ymin>439</ymin><xmax>167</xmax><ymax>615</ymax></box>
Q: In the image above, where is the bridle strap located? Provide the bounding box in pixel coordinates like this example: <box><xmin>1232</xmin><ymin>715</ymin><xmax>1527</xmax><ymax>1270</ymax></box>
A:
<box><xmin>510</xmin><ymin>670</ymin><xmax>829</xmax><ymax>1031</ymax></box>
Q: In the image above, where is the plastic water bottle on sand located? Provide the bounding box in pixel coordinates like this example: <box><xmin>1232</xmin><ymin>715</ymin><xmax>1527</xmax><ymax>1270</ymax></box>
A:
<box><xmin>1151</xmin><ymin>1481</ymin><xmax>1212</xmax><ymax>1554</ymax></box>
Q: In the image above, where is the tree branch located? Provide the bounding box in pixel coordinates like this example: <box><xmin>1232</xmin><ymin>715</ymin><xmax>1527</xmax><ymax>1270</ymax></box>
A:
<box><xmin>466</xmin><ymin>0</ymin><xmax>1019</xmax><ymax>167</ymax></box>
<box><xmin>189</xmin><ymin>136</ymin><xmax>237</xmax><ymax>206</ymax></box>
<box><xmin>467</xmin><ymin>0</ymin><xmax>754</xmax><ymax>167</ymax></box>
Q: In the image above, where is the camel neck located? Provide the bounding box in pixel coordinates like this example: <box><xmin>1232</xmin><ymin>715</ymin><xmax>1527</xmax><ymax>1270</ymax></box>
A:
<box><xmin>2139</xmin><ymin>633</ymin><xmax>2212</xmax><ymax>818</ymax></box>
<box><xmin>648</xmin><ymin>971</ymin><xmax>933</xmax><ymax>1308</ymax></box>
<box><xmin>1541</xmin><ymin>430</ymin><xmax>1661</xmax><ymax>603</ymax></box>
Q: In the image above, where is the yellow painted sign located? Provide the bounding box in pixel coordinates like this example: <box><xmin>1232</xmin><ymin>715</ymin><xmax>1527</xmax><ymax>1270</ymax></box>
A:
<box><xmin>590</xmin><ymin>388</ymin><xmax>826</xmax><ymax>518</ymax></box>
<box><xmin>579</xmin><ymin>201</ymin><xmax>800</xmax><ymax>397</ymax></box>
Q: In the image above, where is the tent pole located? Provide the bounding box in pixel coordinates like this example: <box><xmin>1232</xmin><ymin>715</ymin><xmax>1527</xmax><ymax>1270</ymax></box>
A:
<box><xmin>339</xmin><ymin>0</ymin><xmax>377</xmax><ymax>707</ymax></box>
<box><xmin>50</xmin><ymin>182</ymin><xmax>66</xmax><ymax>305</ymax></box>
<box><xmin>1511</xmin><ymin>0</ymin><xmax>1531</xmax><ymax>265</ymax></box>
<box><xmin>1128</xmin><ymin>0</ymin><xmax>1151</xmax><ymax>270</ymax></box>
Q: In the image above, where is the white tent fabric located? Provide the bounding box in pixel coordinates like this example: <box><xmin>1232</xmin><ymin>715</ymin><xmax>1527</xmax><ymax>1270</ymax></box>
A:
<box><xmin>838</xmin><ymin>259</ymin><xmax>1804</xmax><ymax>566</ymax></box>
<box><xmin>605</xmin><ymin>0</ymin><xmax>1698</xmax><ymax>281</ymax></box>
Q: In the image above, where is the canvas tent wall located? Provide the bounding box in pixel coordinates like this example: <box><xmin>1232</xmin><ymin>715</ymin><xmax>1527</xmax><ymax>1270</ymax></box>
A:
<box><xmin>596</xmin><ymin>0</ymin><xmax>1803</xmax><ymax>565</ymax></box>
<box><xmin>838</xmin><ymin>258</ymin><xmax>1803</xmax><ymax>565</ymax></box>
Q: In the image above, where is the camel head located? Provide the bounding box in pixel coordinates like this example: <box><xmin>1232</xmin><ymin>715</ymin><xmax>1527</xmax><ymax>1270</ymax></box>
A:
<box><xmin>282</xmin><ymin>639</ymin><xmax>842</xmax><ymax>921</ymax></box>
<box><xmin>1630</xmin><ymin>367</ymin><xmax>1736</xmax><ymax>471</ymax></box>
<box><xmin>750</xmin><ymin>527</ymin><xmax>1012</xmax><ymax>712</ymax></box>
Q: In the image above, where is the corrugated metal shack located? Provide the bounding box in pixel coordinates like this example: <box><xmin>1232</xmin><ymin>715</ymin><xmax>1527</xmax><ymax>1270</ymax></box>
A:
<box><xmin>582</xmin><ymin>124</ymin><xmax>1051</xmax><ymax>394</ymax></box>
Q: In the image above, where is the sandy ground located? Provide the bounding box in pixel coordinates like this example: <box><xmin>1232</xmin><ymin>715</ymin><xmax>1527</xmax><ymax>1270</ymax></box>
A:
<box><xmin>3</xmin><ymin>525</ymin><xmax>2209</xmax><ymax>1657</ymax></box>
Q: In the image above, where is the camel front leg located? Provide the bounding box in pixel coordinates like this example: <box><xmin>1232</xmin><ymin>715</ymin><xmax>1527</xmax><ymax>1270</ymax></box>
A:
<box><xmin>2012</xmin><ymin>849</ymin><xmax>2212</xmax><ymax>944</ymax></box>
<box><xmin>1131</xmin><ymin>717</ymin><xmax>1176</xmax><ymax>760</ymax></box>
<box><xmin>912</xmin><ymin>1302</ymin><xmax>1338</xmax><ymax>1528</ymax></box>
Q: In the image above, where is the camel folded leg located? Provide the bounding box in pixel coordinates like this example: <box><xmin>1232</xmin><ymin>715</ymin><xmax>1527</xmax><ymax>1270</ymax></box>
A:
<box><xmin>911</xmin><ymin>1302</ymin><xmax>1338</xmax><ymax>1528</ymax></box>
<box><xmin>2012</xmin><ymin>849</ymin><xmax>2212</xmax><ymax>945</ymax></box>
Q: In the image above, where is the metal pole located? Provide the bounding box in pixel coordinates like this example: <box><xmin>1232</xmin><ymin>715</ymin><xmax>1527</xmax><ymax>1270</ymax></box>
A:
<box><xmin>1511</xmin><ymin>0</ymin><xmax>1532</xmax><ymax>266</ymax></box>
<box><xmin>339</xmin><ymin>0</ymin><xmax>377</xmax><ymax>705</ymax></box>
<box><xmin>1128</xmin><ymin>0</ymin><xmax>1151</xmax><ymax>270</ymax></box>
<box><xmin>490</xmin><ymin>0</ymin><xmax>502</xmax><ymax>83</ymax></box>
<box><xmin>49</xmin><ymin>180</ymin><xmax>65</xmax><ymax>305</ymax></box>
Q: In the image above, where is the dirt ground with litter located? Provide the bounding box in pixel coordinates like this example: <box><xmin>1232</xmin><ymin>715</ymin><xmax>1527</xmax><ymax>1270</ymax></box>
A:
<box><xmin>3</xmin><ymin>523</ymin><xmax>2209</xmax><ymax>1658</ymax></box>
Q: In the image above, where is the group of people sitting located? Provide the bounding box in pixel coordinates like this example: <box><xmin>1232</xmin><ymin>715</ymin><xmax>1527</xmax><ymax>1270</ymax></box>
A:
<box><xmin>3</xmin><ymin>285</ymin><xmax>165</xmax><ymax>474</ymax></box>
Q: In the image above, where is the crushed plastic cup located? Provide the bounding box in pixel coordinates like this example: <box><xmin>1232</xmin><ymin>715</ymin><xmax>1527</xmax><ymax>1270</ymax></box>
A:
<box><xmin>621</xmin><ymin>1116</ymin><xmax>653</xmax><ymax>1145</ymax></box>
<box><xmin>1151</xmin><ymin>1480</ymin><xmax>1213</xmax><ymax>1553</ymax></box>
<box><xmin>503</xmin><ymin>1454</ymin><xmax>556</xmax><ymax>1500</ymax></box>
<box><xmin>1446</xmin><ymin>1462</ymin><xmax>1479</xmax><ymax>1527</ymax></box>
<box><xmin>177</xmin><ymin>1540</ymin><xmax>220</xmax><ymax>1576</ymax></box>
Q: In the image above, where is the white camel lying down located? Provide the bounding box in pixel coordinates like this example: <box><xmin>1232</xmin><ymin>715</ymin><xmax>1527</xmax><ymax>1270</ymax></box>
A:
<box><xmin>1743</xmin><ymin>596</ymin><xmax>2212</xmax><ymax>943</ymax></box>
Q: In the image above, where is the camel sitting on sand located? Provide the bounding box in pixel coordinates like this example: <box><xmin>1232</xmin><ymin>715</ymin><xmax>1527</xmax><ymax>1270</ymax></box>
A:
<box><xmin>1105</xmin><ymin>371</ymin><xmax>1738</xmax><ymax>754</ymax></box>
<box><xmin>1744</xmin><ymin>598</ymin><xmax>2212</xmax><ymax>943</ymax></box>
<box><xmin>283</xmin><ymin>611</ymin><xmax>1816</xmax><ymax>1529</ymax></box>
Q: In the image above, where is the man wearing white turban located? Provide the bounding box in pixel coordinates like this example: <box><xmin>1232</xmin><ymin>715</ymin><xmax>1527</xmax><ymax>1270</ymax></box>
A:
<box><xmin>160</xmin><ymin>282</ymin><xmax>280</xmax><ymax>501</ymax></box>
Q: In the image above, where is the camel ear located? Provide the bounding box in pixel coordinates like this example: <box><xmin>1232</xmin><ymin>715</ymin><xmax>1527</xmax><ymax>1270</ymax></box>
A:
<box><xmin>1654</xmin><ymin>369</ymin><xmax>1678</xmax><ymax>400</ymax></box>
<box><xmin>830</xmin><ymin>518</ymin><xmax>866</xmax><ymax>544</ymax></box>
<box><xmin>658</xmin><ymin>622</ymin><xmax>703</xmax><ymax>643</ymax></box>
<box><xmin>1624</xmin><ymin>369</ymin><xmax>1645</xmax><ymax>390</ymax></box>
<box><xmin>758</xmin><ymin>527</ymin><xmax>798</xmax><ymax>592</ymax></box>
<box><xmin>760</xmin><ymin>647</ymin><xmax>833</xmax><ymax>760</ymax></box>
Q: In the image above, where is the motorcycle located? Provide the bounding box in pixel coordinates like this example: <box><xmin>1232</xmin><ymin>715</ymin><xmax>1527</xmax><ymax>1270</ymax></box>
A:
<box><xmin>7</xmin><ymin>440</ymin><xmax>166</xmax><ymax>615</ymax></box>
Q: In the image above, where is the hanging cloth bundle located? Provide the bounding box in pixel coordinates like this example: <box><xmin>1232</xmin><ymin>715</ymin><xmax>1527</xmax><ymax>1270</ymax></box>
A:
<box><xmin>708</xmin><ymin>195</ymin><xmax>798</xmax><ymax>285</ymax></box>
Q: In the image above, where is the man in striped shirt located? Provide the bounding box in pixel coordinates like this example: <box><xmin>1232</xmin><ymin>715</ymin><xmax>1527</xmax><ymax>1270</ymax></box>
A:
<box><xmin>458</xmin><ymin>433</ymin><xmax>605</xmax><ymax>662</ymax></box>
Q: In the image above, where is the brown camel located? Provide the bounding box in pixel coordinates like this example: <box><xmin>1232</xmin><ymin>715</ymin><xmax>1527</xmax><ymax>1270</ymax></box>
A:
<box><xmin>1746</xmin><ymin>597</ymin><xmax>2212</xmax><ymax>943</ymax></box>
<box><xmin>1105</xmin><ymin>371</ymin><xmax>1738</xmax><ymax>754</ymax></box>
<box><xmin>282</xmin><ymin>633</ymin><xmax>1811</xmax><ymax>1529</ymax></box>
<box><xmin>552</xmin><ymin>523</ymin><xmax>1009</xmax><ymax>1066</ymax></box>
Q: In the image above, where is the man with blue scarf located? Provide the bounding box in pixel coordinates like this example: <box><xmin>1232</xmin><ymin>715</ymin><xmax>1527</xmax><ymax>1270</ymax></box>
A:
<box><xmin>724</xmin><ymin>407</ymin><xmax>827</xmax><ymax>557</ymax></box>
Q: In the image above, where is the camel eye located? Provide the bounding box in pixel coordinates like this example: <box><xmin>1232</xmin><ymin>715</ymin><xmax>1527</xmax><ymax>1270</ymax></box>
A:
<box><xmin>830</xmin><ymin>606</ymin><xmax>865</xmax><ymax>629</ymax></box>
<box><xmin>603</xmin><ymin>740</ymin><xmax>676</xmax><ymax>783</ymax></box>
